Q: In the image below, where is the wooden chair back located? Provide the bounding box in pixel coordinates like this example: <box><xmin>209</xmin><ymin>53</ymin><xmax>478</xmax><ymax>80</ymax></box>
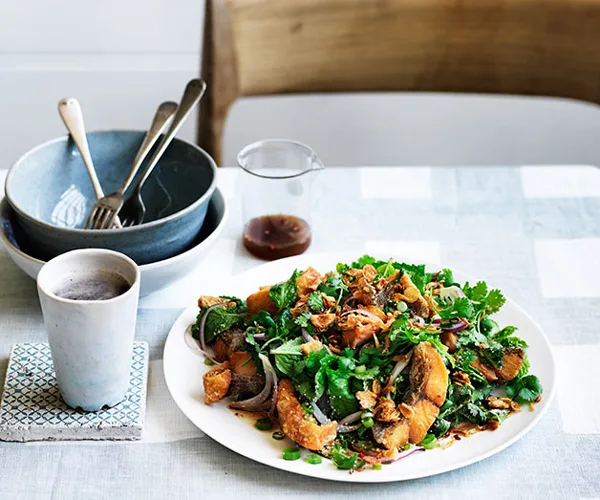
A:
<box><xmin>199</xmin><ymin>0</ymin><xmax>600</xmax><ymax>165</ymax></box>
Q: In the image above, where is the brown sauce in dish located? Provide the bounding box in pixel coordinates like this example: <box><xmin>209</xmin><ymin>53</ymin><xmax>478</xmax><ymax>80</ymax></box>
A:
<box><xmin>243</xmin><ymin>215</ymin><xmax>311</xmax><ymax>260</ymax></box>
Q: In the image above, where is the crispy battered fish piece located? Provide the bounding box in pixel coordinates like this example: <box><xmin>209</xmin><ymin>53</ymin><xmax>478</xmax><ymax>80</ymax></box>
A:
<box><xmin>405</xmin><ymin>398</ymin><xmax>440</xmax><ymax>444</ymax></box>
<box><xmin>197</xmin><ymin>296</ymin><xmax>235</xmax><ymax>309</ymax></box>
<box><xmin>372</xmin><ymin>342</ymin><xmax>449</xmax><ymax>449</ymax></box>
<box><xmin>246</xmin><ymin>287</ymin><xmax>278</xmax><ymax>317</ymax></box>
<box><xmin>229</xmin><ymin>351</ymin><xmax>258</xmax><ymax>376</ymax></box>
<box><xmin>344</xmin><ymin>265</ymin><xmax>377</xmax><ymax>305</ymax></box>
<box><xmin>203</xmin><ymin>363</ymin><xmax>232</xmax><ymax>405</ymax></box>
<box><xmin>339</xmin><ymin>312</ymin><xmax>384</xmax><ymax>348</ymax></box>
<box><xmin>394</xmin><ymin>274</ymin><xmax>430</xmax><ymax>318</ymax></box>
<box><xmin>372</xmin><ymin>421</ymin><xmax>410</xmax><ymax>450</ymax></box>
<box><xmin>276</xmin><ymin>379</ymin><xmax>338</xmax><ymax>451</ymax></box>
<box><xmin>296</xmin><ymin>267</ymin><xmax>323</xmax><ymax>299</ymax></box>
<box><xmin>408</xmin><ymin>342</ymin><xmax>449</xmax><ymax>407</ymax></box>
<box><xmin>471</xmin><ymin>347</ymin><xmax>525</xmax><ymax>382</ymax></box>
<box><xmin>310</xmin><ymin>313</ymin><xmax>336</xmax><ymax>332</ymax></box>
<box><xmin>213</xmin><ymin>327</ymin><xmax>245</xmax><ymax>362</ymax></box>
<box><xmin>496</xmin><ymin>348</ymin><xmax>525</xmax><ymax>381</ymax></box>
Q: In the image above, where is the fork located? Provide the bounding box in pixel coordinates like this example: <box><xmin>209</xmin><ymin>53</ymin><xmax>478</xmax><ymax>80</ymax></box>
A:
<box><xmin>83</xmin><ymin>101</ymin><xmax>178</xmax><ymax>230</ymax></box>
<box><xmin>118</xmin><ymin>78</ymin><xmax>207</xmax><ymax>227</ymax></box>
<box><xmin>58</xmin><ymin>98</ymin><xmax>122</xmax><ymax>228</ymax></box>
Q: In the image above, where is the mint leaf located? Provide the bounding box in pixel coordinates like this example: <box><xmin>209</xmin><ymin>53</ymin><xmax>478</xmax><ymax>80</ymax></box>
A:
<box><xmin>269</xmin><ymin>269</ymin><xmax>301</xmax><ymax>310</ymax></box>
<box><xmin>271</xmin><ymin>337</ymin><xmax>304</xmax><ymax>377</ymax></box>
<box><xmin>192</xmin><ymin>306</ymin><xmax>246</xmax><ymax>343</ymax></box>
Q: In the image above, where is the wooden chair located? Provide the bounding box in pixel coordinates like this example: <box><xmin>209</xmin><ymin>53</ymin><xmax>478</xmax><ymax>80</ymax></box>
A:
<box><xmin>199</xmin><ymin>0</ymin><xmax>600</xmax><ymax>166</ymax></box>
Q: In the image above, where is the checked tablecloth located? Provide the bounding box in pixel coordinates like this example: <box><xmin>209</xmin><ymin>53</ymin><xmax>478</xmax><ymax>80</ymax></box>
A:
<box><xmin>0</xmin><ymin>165</ymin><xmax>599</xmax><ymax>499</ymax></box>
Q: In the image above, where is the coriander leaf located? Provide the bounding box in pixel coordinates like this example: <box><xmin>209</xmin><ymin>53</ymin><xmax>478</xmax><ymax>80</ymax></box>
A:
<box><xmin>336</xmin><ymin>262</ymin><xmax>349</xmax><ymax>274</ymax></box>
<box><xmin>485</xmin><ymin>289</ymin><xmax>506</xmax><ymax>314</ymax></box>
<box><xmin>516</xmin><ymin>355</ymin><xmax>530</xmax><ymax>378</ymax></box>
<box><xmin>438</xmin><ymin>268</ymin><xmax>455</xmax><ymax>285</ymax></box>
<box><xmin>464</xmin><ymin>281</ymin><xmax>488</xmax><ymax>302</ymax></box>
<box><xmin>463</xmin><ymin>402</ymin><xmax>489</xmax><ymax>425</ymax></box>
<box><xmin>325</xmin><ymin>357</ymin><xmax>359</xmax><ymax>418</ymax></box>
<box><xmin>505</xmin><ymin>374</ymin><xmax>543</xmax><ymax>403</ymax></box>
<box><xmin>294</xmin><ymin>312</ymin><xmax>312</xmax><ymax>328</ymax></box>
<box><xmin>399</xmin><ymin>263</ymin><xmax>429</xmax><ymax>294</ymax></box>
<box><xmin>488</xmin><ymin>408</ymin><xmax>509</xmax><ymax>423</ymax></box>
<box><xmin>352</xmin><ymin>365</ymin><xmax>380</xmax><ymax>380</ymax></box>
<box><xmin>269</xmin><ymin>269</ymin><xmax>301</xmax><ymax>310</ymax></box>
<box><xmin>318</xmin><ymin>275</ymin><xmax>348</xmax><ymax>297</ymax></box>
<box><xmin>438</xmin><ymin>297</ymin><xmax>474</xmax><ymax>321</ymax></box>
<box><xmin>493</xmin><ymin>325</ymin><xmax>518</xmax><ymax>341</ymax></box>
<box><xmin>308</xmin><ymin>292</ymin><xmax>324</xmax><ymax>312</ymax></box>
<box><xmin>351</xmin><ymin>255</ymin><xmax>376</xmax><ymax>269</ymax></box>
<box><xmin>479</xmin><ymin>344</ymin><xmax>505</xmax><ymax>369</ymax></box>
<box><xmin>502</xmin><ymin>336</ymin><xmax>529</xmax><ymax>349</ymax></box>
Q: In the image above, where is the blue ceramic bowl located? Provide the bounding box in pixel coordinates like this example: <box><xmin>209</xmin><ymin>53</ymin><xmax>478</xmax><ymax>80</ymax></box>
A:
<box><xmin>5</xmin><ymin>130</ymin><xmax>217</xmax><ymax>265</ymax></box>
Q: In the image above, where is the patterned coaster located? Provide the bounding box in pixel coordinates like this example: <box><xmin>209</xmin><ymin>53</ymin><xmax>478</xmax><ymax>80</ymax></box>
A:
<box><xmin>0</xmin><ymin>342</ymin><xmax>149</xmax><ymax>442</ymax></box>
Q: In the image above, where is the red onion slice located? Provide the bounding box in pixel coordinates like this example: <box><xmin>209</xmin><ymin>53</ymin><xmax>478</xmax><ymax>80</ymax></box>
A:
<box><xmin>198</xmin><ymin>301</ymin><xmax>229</xmax><ymax>363</ymax></box>
<box><xmin>339</xmin><ymin>410</ymin><xmax>362</xmax><ymax>426</ymax></box>
<box><xmin>389</xmin><ymin>349</ymin><xmax>414</xmax><ymax>384</ymax></box>
<box><xmin>310</xmin><ymin>401</ymin><xmax>331</xmax><ymax>425</ymax></box>
<box><xmin>301</xmin><ymin>328</ymin><xmax>313</xmax><ymax>343</ymax></box>
<box><xmin>338</xmin><ymin>423</ymin><xmax>361</xmax><ymax>433</ymax></box>
<box><xmin>380</xmin><ymin>446</ymin><xmax>425</xmax><ymax>464</ymax></box>
<box><xmin>441</xmin><ymin>319</ymin><xmax>469</xmax><ymax>333</ymax></box>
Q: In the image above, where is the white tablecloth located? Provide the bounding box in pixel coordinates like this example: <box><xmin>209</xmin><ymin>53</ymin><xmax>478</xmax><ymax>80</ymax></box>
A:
<box><xmin>1</xmin><ymin>165</ymin><xmax>599</xmax><ymax>499</ymax></box>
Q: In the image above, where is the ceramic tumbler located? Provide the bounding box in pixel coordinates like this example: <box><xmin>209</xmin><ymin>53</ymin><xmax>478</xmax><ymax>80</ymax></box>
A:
<box><xmin>36</xmin><ymin>249</ymin><xmax>140</xmax><ymax>411</ymax></box>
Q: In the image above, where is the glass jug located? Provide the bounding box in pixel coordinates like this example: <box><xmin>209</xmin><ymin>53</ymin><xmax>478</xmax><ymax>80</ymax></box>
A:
<box><xmin>237</xmin><ymin>139</ymin><xmax>324</xmax><ymax>260</ymax></box>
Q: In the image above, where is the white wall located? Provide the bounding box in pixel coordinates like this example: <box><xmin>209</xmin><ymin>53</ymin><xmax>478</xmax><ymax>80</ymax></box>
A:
<box><xmin>1</xmin><ymin>0</ymin><xmax>600</xmax><ymax>169</ymax></box>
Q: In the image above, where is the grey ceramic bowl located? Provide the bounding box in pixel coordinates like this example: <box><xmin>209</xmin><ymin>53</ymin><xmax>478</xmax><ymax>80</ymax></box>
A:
<box><xmin>5</xmin><ymin>130</ymin><xmax>217</xmax><ymax>265</ymax></box>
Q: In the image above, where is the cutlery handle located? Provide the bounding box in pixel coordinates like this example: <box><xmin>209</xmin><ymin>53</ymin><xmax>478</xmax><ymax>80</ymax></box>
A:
<box><xmin>136</xmin><ymin>79</ymin><xmax>207</xmax><ymax>190</ymax></box>
<box><xmin>120</xmin><ymin>101</ymin><xmax>178</xmax><ymax>194</ymax></box>
<box><xmin>58</xmin><ymin>98</ymin><xmax>105</xmax><ymax>200</ymax></box>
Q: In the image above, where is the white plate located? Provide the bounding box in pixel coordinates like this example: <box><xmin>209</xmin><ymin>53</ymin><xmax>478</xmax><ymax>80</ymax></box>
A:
<box><xmin>163</xmin><ymin>252</ymin><xmax>556</xmax><ymax>483</ymax></box>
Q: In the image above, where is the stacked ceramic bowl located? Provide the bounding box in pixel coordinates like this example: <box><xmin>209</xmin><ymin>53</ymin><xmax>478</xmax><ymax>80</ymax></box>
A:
<box><xmin>1</xmin><ymin>130</ymin><xmax>226</xmax><ymax>295</ymax></box>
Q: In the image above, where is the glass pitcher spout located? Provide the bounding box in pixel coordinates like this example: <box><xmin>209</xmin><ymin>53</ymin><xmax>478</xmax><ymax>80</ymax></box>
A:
<box><xmin>237</xmin><ymin>139</ymin><xmax>324</xmax><ymax>179</ymax></box>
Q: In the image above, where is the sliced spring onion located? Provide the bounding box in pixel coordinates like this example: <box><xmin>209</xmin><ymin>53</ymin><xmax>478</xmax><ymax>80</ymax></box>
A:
<box><xmin>362</xmin><ymin>417</ymin><xmax>374</xmax><ymax>429</ymax></box>
<box><xmin>203</xmin><ymin>358</ymin><xmax>214</xmax><ymax>366</ymax></box>
<box><xmin>354</xmin><ymin>365</ymin><xmax>366</xmax><ymax>374</ymax></box>
<box><xmin>420</xmin><ymin>433</ymin><xmax>438</xmax><ymax>450</ymax></box>
<box><xmin>305</xmin><ymin>454</ymin><xmax>322</xmax><ymax>465</ymax></box>
<box><xmin>372</xmin><ymin>463</ymin><xmax>383</xmax><ymax>470</ymax></box>
<box><xmin>396</xmin><ymin>301</ymin><xmax>408</xmax><ymax>312</ymax></box>
<box><xmin>283</xmin><ymin>447</ymin><xmax>301</xmax><ymax>461</ymax></box>
<box><xmin>272</xmin><ymin>431</ymin><xmax>285</xmax><ymax>440</ymax></box>
<box><xmin>255</xmin><ymin>418</ymin><xmax>273</xmax><ymax>431</ymax></box>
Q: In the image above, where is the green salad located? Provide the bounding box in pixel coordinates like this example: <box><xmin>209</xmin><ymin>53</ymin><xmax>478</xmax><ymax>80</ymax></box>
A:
<box><xmin>193</xmin><ymin>255</ymin><xmax>542</xmax><ymax>470</ymax></box>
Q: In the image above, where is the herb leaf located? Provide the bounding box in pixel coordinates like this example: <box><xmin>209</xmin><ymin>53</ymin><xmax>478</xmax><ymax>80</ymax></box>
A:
<box><xmin>505</xmin><ymin>374</ymin><xmax>543</xmax><ymax>403</ymax></box>
<box><xmin>308</xmin><ymin>292</ymin><xmax>324</xmax><ymax>312</ymax></box>
<box><xmin>270</xmin><ymin>270</ymin><xmax>301</xmax><ymax>310</ymax></box>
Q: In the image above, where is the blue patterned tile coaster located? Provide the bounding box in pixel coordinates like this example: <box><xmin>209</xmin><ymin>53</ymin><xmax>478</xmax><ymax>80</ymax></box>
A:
<box><xmin>0</xmin><ymin>342</ymin><xmax>148</xmax><ymax>442</ymax></box>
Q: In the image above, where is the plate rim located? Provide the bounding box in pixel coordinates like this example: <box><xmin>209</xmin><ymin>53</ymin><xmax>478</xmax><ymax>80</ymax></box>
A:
<box><xmin>163</xmin><ymin>251</ymin><xmax>556</xmax><ymax>483</ymax></box>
